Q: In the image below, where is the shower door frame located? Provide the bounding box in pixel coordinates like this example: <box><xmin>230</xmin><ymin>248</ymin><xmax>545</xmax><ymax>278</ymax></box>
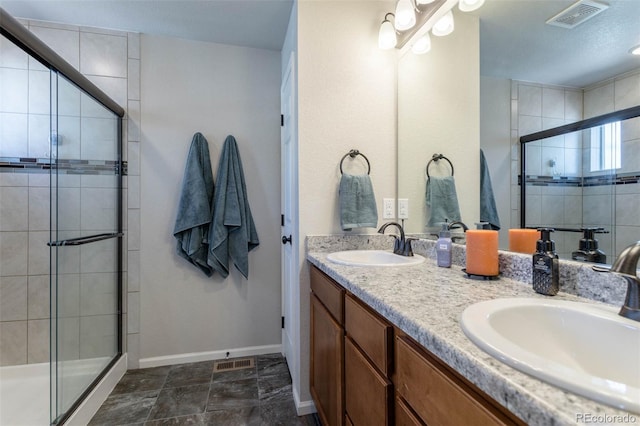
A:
<box><xmin>1</xmin><ymin>7</ymin><xmax>126</xmax><ymax>425</ymax></box>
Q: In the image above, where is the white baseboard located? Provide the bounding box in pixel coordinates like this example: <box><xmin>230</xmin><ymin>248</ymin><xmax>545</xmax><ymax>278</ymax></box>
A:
<box><xmin>139</xmin><ymin>344</ymin><xmax>283</xmax><ymax>369</ymax></box>
<box><xmin>293</xmin><ymin>388</ymin><xmax>316</xmax><ymax>416</ymax></box>
<box><xmin>66</xmin><ymin>354</ymin><xmax>127</xmax><ymax>426</ymax></box>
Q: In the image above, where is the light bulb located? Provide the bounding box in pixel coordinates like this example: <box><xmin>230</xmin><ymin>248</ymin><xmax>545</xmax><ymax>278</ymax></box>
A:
<box><xmin>432</xmin><ymin>10</ymin><xmax>454</xmax><ymax>36</ymax></box>
<box><xmin>630</xmin><ymin>45</ymin><xmax>640</xmax><ymax>55</ymax></box>
<box><xmin>458</xmin><ymin>0</ymin><xmax>485</xmax><ymax>12</ymax></box>
<box><xmin>395</xmin><ymin>0</ymin><xmax>416</xmax><ymax>31</ymax></box>
<box><xmin>411</xmin><ymin>33</ymin><xmax>431</xmax><ymax>55</ymax></box>
<box><xmin>416</xmin><ymin>0</ymin><xmax>435</xmax><ymax>4</ymax></box>
<box><xmin>378</xmin><ymin>19</ymin><xmax>397</xmax><ymax>50</ymax></box>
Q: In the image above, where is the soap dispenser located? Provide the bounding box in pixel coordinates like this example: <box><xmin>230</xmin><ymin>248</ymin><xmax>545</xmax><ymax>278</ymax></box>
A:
<box><xmin>532</xmin><ymin>228</ymin><xmax>559</xmax><ymax>296</ymax></box>
<box><xmin>436</xmin><ymin>222</ymin><xmax>452</xmax><ymax>268</ymax></box>
<box><xmin>571</xmin><ymin>227</ymin><xmax>606</xmax><ymax>264</ymax></box>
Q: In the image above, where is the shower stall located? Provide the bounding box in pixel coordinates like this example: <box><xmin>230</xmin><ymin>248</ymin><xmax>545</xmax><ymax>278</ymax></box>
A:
<box><xmin>1</xmin><ymin>8</ymin><xmax>125</xmax><ymax>425</ymax></box>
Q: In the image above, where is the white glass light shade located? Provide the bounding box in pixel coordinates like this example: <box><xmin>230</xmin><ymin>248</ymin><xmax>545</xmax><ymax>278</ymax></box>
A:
<box><xmin>411</xmin><ymin>33</ymin><xmax>431</xmax><ymax>54</ymax></box>
<box><xmin>416</xmin><ymin>0</ymin><xmax>435</xmax><ymax>4</ymax></box>
<box><xmin>378</xmin><ymin>20</ymin><xmax>397</xmax><ymax>50</ymax></box>
<box><xmin>459</xmin><ymin>0</ymin><xmax>485</xmax><ymax>12</ymax></box>
<box><xmin>395</xmin><ymin>0</ymin><xmax>416</xmax><ymax>31</ymax></box>
<box><xmin>631</xmin><ymin>45</ymin><xmax>640</xmax><ymax>55</ymax></box>
<box><xmin>432</xmin><ymin>10</ymin><xmax>454</xmax><ymax>36</ymax></box>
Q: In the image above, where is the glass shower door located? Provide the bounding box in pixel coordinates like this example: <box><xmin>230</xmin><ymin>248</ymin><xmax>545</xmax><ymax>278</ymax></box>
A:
<box><xmin>50</xmin><ymin>73</ymin><xmax>122</xmax><ymax>424</ymax></box>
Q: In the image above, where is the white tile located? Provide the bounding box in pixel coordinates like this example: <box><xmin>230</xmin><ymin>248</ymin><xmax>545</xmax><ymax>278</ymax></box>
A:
<box><xmin>542</xmin><ymin>147</ymin><xmax>565</xmax><ymax>176</ymax></box>
<box><xmin>0</xmin><ymin>113</ymin><xmax>28</xmax><ymax>157</ymax></box>
<box><xmin>583</xmin><ymin>194</ymin><xmax>613</xmax><ymax>224</ymax></box>
<box><xmin>58</xmin><ymin>76</ymin><xmax>81</xmax><ymax>117</ymax></box>
<box><xmin>524</xmin><ymin>194</ymin><xmax>541</xmax><ymax>226</ymax></box>
<box><xmin>28</xmin><ymin>230</ymin><xmax>50</xmax><ymax>276</ymax></box>
<box><xmin>80</xmin><ymin>92</ymin><xmax>113</xmax><ymax>119</ymax></box>
<box><xmin>57</xmin><ymin>273</ymin><xmax>80</xmax><ymax>318</ymax></box>
<box><xmin>0</xmin><ymin>186</ymin><xmax>28</xmax><ymax>231</ymax></box>
<box><xmin>615</xmin><ymin>226</ymin><xmax>640</xmax><ymax>255</ymax></box>
<box><xmin>27</xmin><ymin>319</ymin><xmax>49</xmax><ymax>363</ymax></box>
<box><xmin>518</xmin><ymin>84</ymin><xmax>542</xmax><ymax>116</ymax></box>
<box><xmin>127</xmin><ymin>59</ymin><xmax>140</xmax><ymax>101</ymax></box>
<box><xmin>584</xmin><ymin>83</ymin><xmax>614</xmax><ymax>118</ymax></box>
<box><xmin>0</xmin><ymin>276</ymin><xmax>28</xmax><ymax>321</ymax></box>
<box><xmin>563</xmin><ymin>196</ymin><xmax>582</xmax><ymax>225</ymax></box>
<box><xmin>28</xmin><ymin>70</ymin><xmax>50</xmax><ymax>115</ymax></box>
<box><xmin>57</xmin><ymin>116</ymin><xmax>81</xmax><ymax>160</ymax></box>
<box><xmin>57</xmin><ymin>187</ymin><xmax>81</xmax><ymax>231</ymax></box>
<box><xmin>564</xmin><ymin>148</ymin><xmax>581</xmax><ymax>176</ymax></box>
<box><xmin>80</xmin><ymin>32</ymin><xmax>127</xmax><ymax>78</ymax></box>
<box><xmin>128</xmin><ymin>176</ymin><xmax>140</xmax><ymax>209</ymax></box>
<box><xmin>86</xmin><ymin>75</ymin><xmax>127</xmax><ymax>111</ymax></box>
<box><xmin>621</xmin><ymin>116</ymin><xmax>640</xmax><ymax>143</ymax></box>
<box><xmin>79</xmin><ymin>314</ymin><xmax>117</xmax><ymax>359</ymax></box>
<box><xmin>127</xmin><ymin>250</ymin><xmax>140</xmax><ymax>292</ymax></box>
<box><xmin>0</xmin><ymin>231</ymin><xmax>28</xmax><ymax>276</ymax></box>
<box><xmin>80</xmin><ymin>175</ymin><xmax>118</xmax><ymax>189</ymax></box>
<box><xmin>29</xmin><ymin>173</ymin><xmax>49</xmax><ymax>187</ymax></box>
<box><xmin>27</xmin><ymin>113</ymin><xmax>50</xmax><ymax>158</ymax></box>
<box><xmin>564</xmin><ymin>130</ymin><xmax>582</xmax><ymax>149</ymax></box>
<box><xmin>126</xmin><ymin>333</ymin><xmax>139</xmax><ymax>369</ymax></box>
<box><xmin>0</xmin><ymin>35</ymin><xmax>29</xmax><ymax>69</ymax></box>
<box><xmin>80</xmin><ymin>117</ymin><xmax>117</xmax><ymax>160</ymax></box>
<box><xmin>80</xmin><ymin>272</ymin><xmax>117</xmax><ymax>316</ymax></box>
<box><xmin>616</xmin><ymin>194</ymin><xmax>640</xmax><ymax>226</ymax></box>
<box><xmin>80</xmin><ymin>238</ymin><xmax>117</xmax><ymax>274</ymax></box>
<box><xmin>541</xmin><ymin>118</ymin><xmax>564</xmax><ymax>133</ymax></box>
<box><xmin>128</xmin><ymin>209</ymin><xmax>140</xmax><ymax>251</ymax></box>
<box><xmin>518</xmin><ymin>115</ymin><xmax>542</xmax><ymax>137</ymax></box>
<box><xmin>0</xmin><ymin>321</ymin><xmax>27</xmax><ymax>366</ymax></box>
<box><xmin>127</xmin><ymin>100</ymin><xmax>140</xmax><ymax>142</ymax></box>
<box><xmin>28</xmin><ymin>274</ymin><xmax>49</xmax><ymax>320</ymax></box>
<box><xmin>621</xmin><ymin>140</ymin><xmax>640</xmax><ymax>174</ymax></box>
<box><xmin>564</xmin><ymin>90</ymin><xmax>583</xmax><ymax>120</ymax></box>
<box><xmin>127</xmin><ymin>292</ymin><xmax>139</xmax><ymax>334</ymax></box>
<box><xmin>29</xmin><ymin>187</ymin><xmax>50</xmax><ymax>233</ymax></box>
<box><xmin>58</xmin><ymin>316</ymin><xmax>80</xmax><ymax>361</ymax></box>
<box><xmin>29</xmin><ymin>26</ymin><xmax>79</xmax><ymax>70</ymax></box>
<box><xmin>127</xmin><ymin>142</ymin><xmax>140</xmax><ymax>176</ymax></box>
<box><xmin>614</xmin><ymin>73</ymin><xmax>640</xmax><ymax>111</ymax></box>
<box><xmin>0</xmin><ymin>68</ymin><xmax>28</xmax><ymax>113</ymax></box>
<box><xmin>80</xmin><ymin>187</ymin><xmax>117</xmax><ymax>231</ymax></box>
<box><xmin>0</xmin><ymin>173</ymin><xmax>28</xmax><ymax>187</ymax></box>
<box><xmin>524</xmin><ymin>144</ymin><xmax>542</xmax><ymax>175</ymax></box>
<box><xmin>542</xmin><ymin>87</ymin><xmax>565</xmax><ymax>119</ymax></box>
<box><xmin>127</xmin><ymin>33</ymin><xmax>140</xmax><ymax>60</ymax></box>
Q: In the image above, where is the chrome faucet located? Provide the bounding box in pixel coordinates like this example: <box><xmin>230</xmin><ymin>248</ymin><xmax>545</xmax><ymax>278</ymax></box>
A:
<box><xmin>593</xmin><ymin>241</ymin><xmax>640</xmax><ymax>322</ymax></box>
<box><xmin>378</xmin><ymin>222</ymin><xmax>414</xmax><ymax>257</ymax></box>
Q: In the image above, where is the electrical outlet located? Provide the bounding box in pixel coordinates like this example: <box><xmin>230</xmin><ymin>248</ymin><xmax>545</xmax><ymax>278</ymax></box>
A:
<box><xmin>398</xmin><ymin>198</ymin><xmax>409</xmax><ymax>219</ymax></box>
<box><xmin>383</xmin><ymin>198</ymin><xmax>395</xmax><ymax>219</ymax></box>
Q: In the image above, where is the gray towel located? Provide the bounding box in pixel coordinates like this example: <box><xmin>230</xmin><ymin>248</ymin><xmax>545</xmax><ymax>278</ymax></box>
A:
<box><xmin>480</xmin><ymin>149</ymin><xmax>500</xmax><ymax>230</ymax></box>
<box><xmin>173</xmin><ymin>132</ymin><xmax>215</xmax><ymax>276</ymax></box>
<box><xmin>339</xmin><ymin>174</ymin><xmax>378</xmax><ymax>231</ymax></box>
<box><xmin>426</xmin><ymin>176</ymin><xmax>461</xmax><ymax>227</ymax></box>
<box><xmin>208</xmin><ymin>135</ymin><xmax>259</xmax><ymax>279</ymax></box>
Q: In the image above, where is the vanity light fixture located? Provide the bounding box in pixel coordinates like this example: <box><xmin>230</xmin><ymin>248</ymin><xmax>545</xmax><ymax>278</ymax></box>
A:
<box><xmin>630</xmin><ymin>44</ymin><xmax>640</xmax><ymax>55</ymax></box>
<box><xmin>458</xmin><ymin>0</ymin><xmax>484</xmax><ymax>12</ymax></box>
<box><xmin>395</xmin><ymin>0</ymin><xmax>417</xmax><ymax>31</ymax></box>
<box><xmin>411</xmin><ymin>33</ymin><xmax>432</xmax><ymax>54</ymax></box>
<box><xmin>417</xmin><ymin>0</ymin><xmax>436</xmax><ymax>4</ymax></box>
<box><xmin>432</xmin><ymin>10</ymin><xmax>454</xmax><ymax>36</ymax></box>
<box><xmin>379</xmin><ymin>13</ymin><xmax>398</xmax><ymax>50</ymax></box>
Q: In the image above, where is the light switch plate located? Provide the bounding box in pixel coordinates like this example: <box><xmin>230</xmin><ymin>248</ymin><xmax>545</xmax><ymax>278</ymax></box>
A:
<box><xmin>398</xmin><ymin>198</ymin><xmax>409</xmax><ymax>219</ymax></box>
<box><xmin>383</xmin><ymin>198</ymin><xmax>395</xmax><ymax>219</ymax></box>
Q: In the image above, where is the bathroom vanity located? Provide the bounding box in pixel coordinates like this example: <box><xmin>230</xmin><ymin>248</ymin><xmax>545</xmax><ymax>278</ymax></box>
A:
<box><xmin>307</xmin><ymin>237</ymin><xmax>635</xmax><ymax>426</ymax></box>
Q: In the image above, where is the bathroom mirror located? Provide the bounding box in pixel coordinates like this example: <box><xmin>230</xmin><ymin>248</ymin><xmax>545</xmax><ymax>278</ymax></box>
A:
<box><xmin>397</xmin><ymin>0</ymin><xmax>640</xmax><ymax>263</ymax></box>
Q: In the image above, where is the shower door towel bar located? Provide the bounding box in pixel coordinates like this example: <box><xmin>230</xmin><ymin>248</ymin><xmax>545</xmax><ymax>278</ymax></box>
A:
<box><xmin>48</xmin><ymin>232</ymin><xmax>124</xmax><ymax>246</ymax></box>
<box><xmin>426</xmin><ymin>153</ymin><xmax>454</xmax><ymax>179</ymax></box>
<box><xmin>340</xmin><ymin>149</ymin><xmax>371</xmax><ymax>175</ymax></box>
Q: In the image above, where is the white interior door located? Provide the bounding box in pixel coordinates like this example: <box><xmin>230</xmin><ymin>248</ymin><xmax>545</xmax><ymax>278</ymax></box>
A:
<box><xmin>281</xmin><ymin>52</ymin><xmax>297</xmax><ymax>373</ymax></box>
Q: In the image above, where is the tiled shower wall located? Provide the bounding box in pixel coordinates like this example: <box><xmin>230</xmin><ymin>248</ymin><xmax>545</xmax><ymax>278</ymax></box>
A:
<box><xmin>512</xmin><ymin>68</ymin><xmax>640</xmax><ymax>259</ymax></box>
<box><xmin>0</xmin><ymin>19</ymin><xmax>140</xmax><ymax>367</ymax></box>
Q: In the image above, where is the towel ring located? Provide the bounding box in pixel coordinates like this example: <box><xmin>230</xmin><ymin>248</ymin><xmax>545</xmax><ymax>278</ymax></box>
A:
<box><xmin>426</xmin><ymin>153</ymin><xmax>454</xmax><ymax>179</ymax></box>
<box><xmin>340</xmin><ymin>149</ymin><xmax>371</xmax><ymax>175</ymax></box>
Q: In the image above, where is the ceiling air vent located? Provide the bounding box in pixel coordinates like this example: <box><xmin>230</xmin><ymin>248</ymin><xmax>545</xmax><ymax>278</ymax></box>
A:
<box><xmin>546</xmin><ymin>0</ymin><xmax>609</xmax><ymax>29</ymax></box>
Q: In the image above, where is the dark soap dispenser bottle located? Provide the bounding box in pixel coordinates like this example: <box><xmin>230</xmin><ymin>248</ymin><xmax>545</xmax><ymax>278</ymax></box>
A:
<box><xmin>532</xmin><ymin>228</ymin><xmax>559</xmax><ymax>296</ymax></box>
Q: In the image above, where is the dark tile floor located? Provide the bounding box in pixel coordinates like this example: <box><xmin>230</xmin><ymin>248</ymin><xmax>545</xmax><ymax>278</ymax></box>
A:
<box><xmin>89</xmin><ymin>353</ymin><xmax>319</xmax><ymax>426</ymax></box>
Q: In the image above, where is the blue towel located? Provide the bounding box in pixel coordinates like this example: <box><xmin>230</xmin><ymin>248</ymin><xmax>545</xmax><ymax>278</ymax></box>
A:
<box><xmin>426</xmin><ymin>176</ymin><xmax>461</xmax><ymax>227</ymax></box>
<box><xmin>339</xmin><ymin>174</ymin><xmax>378</xmax><ymax>231</ymax></box>
<box><xmin>208</xmin><ymin>135</ymin><xmax>259</xmax><ymax>279</ymax></box>
<box><xmin>480</xmin><ymin>149</ymin><xmax>500</xmax><ymax>230</ymax></box>
<box><xmin>173</xmin><ymin>133</ymin><xmax>215</xmax><ymax>276</ymax></box>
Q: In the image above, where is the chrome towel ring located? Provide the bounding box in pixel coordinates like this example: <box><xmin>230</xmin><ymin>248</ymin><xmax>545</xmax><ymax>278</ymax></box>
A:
<box><xmin>340</xmin><ymin>149</ymin><xmax>371</xmax><ymax>175</ymax></box>
<box><xmin>426</xmin><ymin>153</ymin><xmax>454</xmax><ymax>179</ymax></box>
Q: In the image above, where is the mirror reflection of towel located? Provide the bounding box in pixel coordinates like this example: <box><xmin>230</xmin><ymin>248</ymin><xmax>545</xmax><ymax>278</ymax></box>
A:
<box><xmin>339</xmin><ymin>174</ymin><xmax>378</xmax><ymax>231</ymax></box>
<box><xmin>426</xmin><ymin>176</ymin><xmax>461</xmax><ymax>227</ymax></box>
<box><xmin>480</xmin><ymin>149</ymin><xmax>500</xmax><ymax>230</ymax></box>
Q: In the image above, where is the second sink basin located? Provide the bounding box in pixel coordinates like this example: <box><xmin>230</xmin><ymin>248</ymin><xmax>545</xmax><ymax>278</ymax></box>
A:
<box><xmin>461</xmin><ymin>298</ymin><xmax>640</xmax><ymax>413</ymax></box>
<box><xmin>327</xmin><ymin>250</ymin><xmax>425</xmax><ymax>267</ymax></box>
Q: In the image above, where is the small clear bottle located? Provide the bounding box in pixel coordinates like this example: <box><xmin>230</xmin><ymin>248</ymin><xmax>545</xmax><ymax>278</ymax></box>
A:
<box><xmin>436</xmin><ymin>223</ymin><xmax>452</xmax><ymax>268</ymax></box>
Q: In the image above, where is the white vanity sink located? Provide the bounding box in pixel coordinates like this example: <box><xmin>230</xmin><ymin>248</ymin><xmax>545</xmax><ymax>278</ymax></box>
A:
<box><xmin>327</xmin><ymin>250</ymin><xmax>425</xmax><ymax>267</ymax></box>
<box><xmin>461</xmin><ymin>298</ymin><xmax>640</xmax><ymax>413</ymax></box>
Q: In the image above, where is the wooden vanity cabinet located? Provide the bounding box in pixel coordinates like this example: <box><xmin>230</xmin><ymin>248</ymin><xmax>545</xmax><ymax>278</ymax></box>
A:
<box><xmin>310</xmin><ymin>266</ymin><xmax>345</xmax><ymax>426</ymax></box>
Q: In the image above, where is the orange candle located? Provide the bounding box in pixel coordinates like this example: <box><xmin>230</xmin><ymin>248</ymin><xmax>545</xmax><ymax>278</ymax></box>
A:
<box><xmin>466</xmin><ymin>230</ymin><xmax>499</xmax><ymax>276</ymax></box>
<box><xmin>509</xmin><ymin>229</ymin><xmax>540</xmax><ymax>254</ymax></box>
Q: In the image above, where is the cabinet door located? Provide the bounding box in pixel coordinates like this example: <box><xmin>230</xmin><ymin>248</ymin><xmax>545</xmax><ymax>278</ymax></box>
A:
<box><xmin>345</xmin><ymin>337</ymin><xmax>392</xmax><ymax>426</ymax></box>
<box><xmin>311</xmin><ymin>294</ymin><xmax>344</xmax><ymax>426</ymax></box>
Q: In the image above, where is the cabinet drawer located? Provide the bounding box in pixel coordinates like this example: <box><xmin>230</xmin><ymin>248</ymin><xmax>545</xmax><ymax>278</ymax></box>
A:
<box><xmin>396</xmin><ymin>336</ymin><xmax>517</xmax><ymax>426</ymax></box>
<box><xmin>395</xmin><ymin>397</ymin><xmax>424</xmax><ymax>426</ymax></box>
<box><xmin>345</xmin><ymin>294</ymin><xmax>392</xmax><ymax>376</ymax></box>
<box><xmin>345</xmin><ymin>337</ymin><xmax>392</xmax><ymax>426</ymax></box>
<box><xmin>310</xmin><ymin>266</ymin><xmax>344</xmax><ymax>324</ymax></box>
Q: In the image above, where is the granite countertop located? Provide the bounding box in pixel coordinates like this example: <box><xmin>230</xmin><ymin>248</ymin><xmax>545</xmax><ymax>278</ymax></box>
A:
<box><xmin>306</xmin><ymin>250</ymin><xmax>635</xmax><ymax>426</ymax></box>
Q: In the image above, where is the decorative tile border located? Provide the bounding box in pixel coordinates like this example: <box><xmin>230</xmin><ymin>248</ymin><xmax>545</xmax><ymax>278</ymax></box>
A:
<box><xmin>521</xmin><ymin>172</ymin><xmax>640</xmax><ymax>187</ymax></box>
<box><xmin>0</xmin><ymin>157</ymin><xmax>126</xmax><ymax>175</ymax></box>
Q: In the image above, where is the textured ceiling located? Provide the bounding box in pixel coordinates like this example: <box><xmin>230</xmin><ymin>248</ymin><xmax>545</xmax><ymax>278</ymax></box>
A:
<box><xmin>3</xmin><ymin>0</ymin><xmax>639</xmax><ymax>87</ymax></box>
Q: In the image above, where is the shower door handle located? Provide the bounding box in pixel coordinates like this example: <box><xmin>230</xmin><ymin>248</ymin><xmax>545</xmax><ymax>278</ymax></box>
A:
<box><xmin>48</xmin><ymin>232</ymin><xmax>123</xmax><ymax>247</ymax></box>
